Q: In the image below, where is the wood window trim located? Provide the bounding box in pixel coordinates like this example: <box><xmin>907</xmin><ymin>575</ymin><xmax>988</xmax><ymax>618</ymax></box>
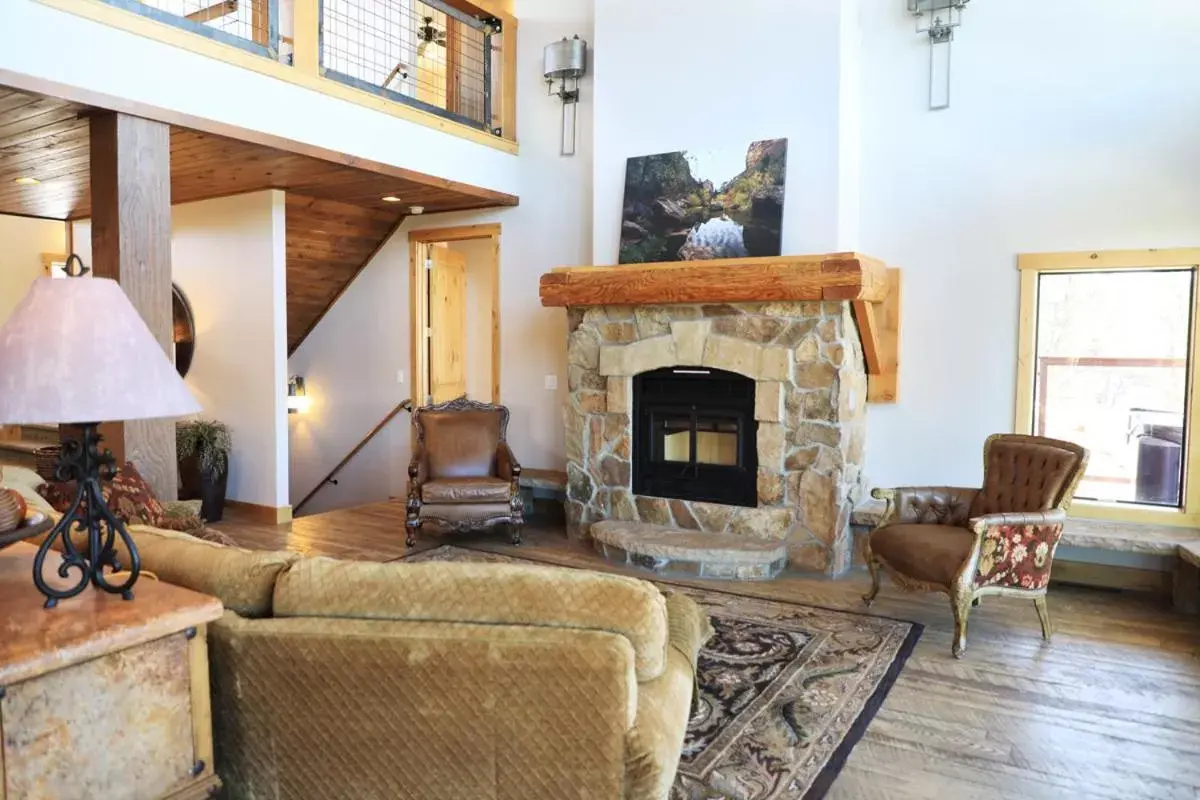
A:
<box><xmin>41</xmin><ymin>253</ymin><xmax>68</xmax><ymax>276</ymax></box>
<box><xmin>1015</xmin><ymin>247</ymin><xmax>1200</xmax><ymax>527</ymax></box>
<box><xmin>408</xmin><ymin>224</ymin><xmax>502</xmax><ymax>420</ymax></box>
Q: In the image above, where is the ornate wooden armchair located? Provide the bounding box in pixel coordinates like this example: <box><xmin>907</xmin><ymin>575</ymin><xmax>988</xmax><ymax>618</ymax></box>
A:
<box><xmin>406</xmin><ymin>398</ymin><xmax>523</xmax><ymax>547</ymax></box>
<box><xmin>863</xmin><ymin>433</ymin><xmax>1088</xmax><ymax>658</ymax></box>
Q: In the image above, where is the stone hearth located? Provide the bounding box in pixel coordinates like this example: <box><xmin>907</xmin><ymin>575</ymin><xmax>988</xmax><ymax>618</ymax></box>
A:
<box><xmin>564</xmin><ymin>300</ymin><xmax>868</xmax><ymax>575</ymax></box>
<box><xmin>592</xmin><ymin>521</ymin><xmax>788</xmax><ymax>580</ymax></box>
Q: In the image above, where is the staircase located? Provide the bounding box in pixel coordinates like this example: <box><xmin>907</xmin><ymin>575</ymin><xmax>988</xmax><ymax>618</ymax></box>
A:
<box><xmin>0</xmin><ymin>424</ymin><xmax>58</xmax><ymax>470</ymax></box>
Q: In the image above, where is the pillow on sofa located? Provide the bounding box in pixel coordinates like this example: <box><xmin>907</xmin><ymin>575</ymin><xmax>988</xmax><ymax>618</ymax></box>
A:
<box><xmin>38</xmin><ymin>461</ymin><xmax>203</xmax><ymax>532</ymax></box>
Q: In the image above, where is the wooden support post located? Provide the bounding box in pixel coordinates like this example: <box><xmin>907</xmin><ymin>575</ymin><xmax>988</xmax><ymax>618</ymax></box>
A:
<box><xmin>89</xmin><ymin>113</ymin><xmax>178</xmax><ymax>500</ymax></box>
<box><xmin>251</xmin><ymin>0</ymin><xmax>268</xmax><ymax>46</ymax></box>
<box><xmin>292</xmin><ymin>0</ymin><xmax>320</xmax><ymax>76</ymax></box>
<box><xmin>499</xmin><ymin>14</ymin><xmax>517</xmax><ymax>140</ymax></box>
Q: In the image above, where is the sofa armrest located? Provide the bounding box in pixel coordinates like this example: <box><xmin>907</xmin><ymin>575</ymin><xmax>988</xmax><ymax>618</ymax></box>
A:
<box><xmin>273</xmin><ymin>557</ymin><xmax>671</xmax><ymax>681</ymax></box>
<box><xmin>872</xmin><ymin>486</ymin><xmax>978</xmax><ymax>527</ymax></box>
<box><xmin>496</xmin><ymin>441</ymin><xmax>521</xmax><ymax>484</ymax></box>
<box><xmin>208</xmin><ymin>613</ymin><xmax>636</xmax><ymax>800</ymax></box>
<box><xmin>969</xmin><ymin>509</ymin><xmax>1067</xmax><ymax>591</ymax></box>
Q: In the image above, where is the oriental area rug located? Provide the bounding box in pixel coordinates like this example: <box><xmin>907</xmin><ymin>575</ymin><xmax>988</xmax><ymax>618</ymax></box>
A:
<box><xmin>404</xmin><ymin>545</ymin><xmax>922</xmax><ymax>799</ymax></box>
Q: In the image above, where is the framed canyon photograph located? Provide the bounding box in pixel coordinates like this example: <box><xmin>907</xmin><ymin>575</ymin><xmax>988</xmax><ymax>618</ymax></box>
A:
<box><xmin>618</xmin><ymin>138</ymin><xmax>788</xmax><ymax>264</ymax></box>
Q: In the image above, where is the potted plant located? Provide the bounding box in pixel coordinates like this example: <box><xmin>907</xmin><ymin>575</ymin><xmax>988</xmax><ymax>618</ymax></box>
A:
<box><xmin>177</xmin><ymin>419</ymin><xmax>232</xmax><ymax>522</ymax></box>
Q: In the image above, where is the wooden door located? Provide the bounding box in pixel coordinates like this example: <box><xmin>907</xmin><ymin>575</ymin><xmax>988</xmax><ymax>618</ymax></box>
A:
<box><xmin>428</xmin><ymin>246</ymin><xmax>468</xmax><ymax>404</ymax></box>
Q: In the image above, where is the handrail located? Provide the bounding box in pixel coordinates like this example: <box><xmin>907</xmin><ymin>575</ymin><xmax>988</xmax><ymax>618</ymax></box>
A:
<box><xmin>293</xmin><ymin>399</ymin><xmax>413</xmax><ymax>516</ymax></box>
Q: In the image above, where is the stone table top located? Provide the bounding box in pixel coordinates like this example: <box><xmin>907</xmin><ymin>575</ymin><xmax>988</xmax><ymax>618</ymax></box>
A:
<box><xmin>0</xmin><ymin>542</ymin><xmax>223</xmax><ymax>686</ymax></box>
<box><xmin>591</xmin><ymin>521</ymin><xmax>787</xmax><ymax>565</ymax></box>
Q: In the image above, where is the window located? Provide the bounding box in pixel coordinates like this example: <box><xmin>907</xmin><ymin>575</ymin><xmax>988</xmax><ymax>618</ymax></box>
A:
<box><xmin>1016</xmin><ymin>249</ymin><xmax>1200</xmax><ymax>525</ymax></box>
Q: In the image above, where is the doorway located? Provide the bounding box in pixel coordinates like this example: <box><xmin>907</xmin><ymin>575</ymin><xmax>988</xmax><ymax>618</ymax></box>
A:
<box><xmin>408</xmin><ymin>224</ymin><xmax>501</xmax><ymax>409</ymax></box>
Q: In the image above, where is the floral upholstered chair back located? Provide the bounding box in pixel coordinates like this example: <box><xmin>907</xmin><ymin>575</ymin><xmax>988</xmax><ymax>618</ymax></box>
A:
<box><xmin>971</xmin><ymin>434</ymin><xmax>1088</xmax><ymax>518</ymax></box>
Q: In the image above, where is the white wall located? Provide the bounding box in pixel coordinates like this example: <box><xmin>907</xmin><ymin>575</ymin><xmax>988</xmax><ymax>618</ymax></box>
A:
<box><xmin>287</xmin><ymin>228</ymin><xmax>410</xmax><ymax>516</ymax></box>
<box><xmin>591</xmin><ymin>0</ymin><xmax>853</xmax><ymax>263</ymax></box>
<box><xmin>447</xmin><ymin>237</ymin><xmax>496</xmax><ymax>402</ymax></box>
<box><xmin>857</xmin><ymin>0</ymin><xmax>1200</xmax><ymax>487</ymax></box>
<box><xmin>173</xmin><ymin>191</ymin><xmax>288</xmax><ymax>508</ymax></box>
<box><xmin>73</xmin><ymin>191</ymin><xmax>289</xmax><ymax>508</ymax></box>
<box><xmin>288</xmin><ymin>0</ymin><xmax>592</xmax><ymax>514</ymax></box>
<box><xmin>0</xmin><ymin>0</ymin><xmax>517</xmax><ymax>197</ymax></box>
<box><xmin>0</xmin><ymin>215</ymin><xmax>64</xmax><ymax>324</ymax></box>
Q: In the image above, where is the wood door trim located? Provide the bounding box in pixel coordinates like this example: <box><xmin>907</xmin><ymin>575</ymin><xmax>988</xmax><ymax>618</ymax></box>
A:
<box><xmin>408</xmin><ymin>223</ymin><xmax>502</xmax><ymax>243</ymax></box>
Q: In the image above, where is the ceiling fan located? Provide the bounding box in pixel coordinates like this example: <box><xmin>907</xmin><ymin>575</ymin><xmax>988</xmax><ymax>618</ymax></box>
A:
<box><xmin>416</xmin><ymin>16</ymin><xmax>447</xmax><ymax>58</ymax></box>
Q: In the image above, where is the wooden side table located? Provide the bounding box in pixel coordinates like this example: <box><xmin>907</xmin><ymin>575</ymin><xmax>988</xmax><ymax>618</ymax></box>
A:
<box><xmin>0</xmin><ymin>542</ymin><xmax>223</xmax><ymax>800</ymax></box>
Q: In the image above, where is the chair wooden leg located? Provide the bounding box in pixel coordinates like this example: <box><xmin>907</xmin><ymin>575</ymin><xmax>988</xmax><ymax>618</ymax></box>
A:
<box><xmin>510</xmin><ymin>522</ymin><xmax>522</xmax><ymax>546</ymax></box>
<box><xmin>405</xmin><ymin>520</ymin><xmax>419</xmax><ymax>548</ymax></box>
<box><xmin>972</xmin><ymin>597</ymin><xmax>982</xmax><ymax>607</ymax></box>
<box><xmin>863</xmin><ymin>558</ymin><xmax>882</xmax><ymax>607</ymax></box>
<box><xmin>1034</xmin><ymin>596</ymin><xmax>1052</xmax><ymax>642</ymax></box>
<box><xmin>950</xmin><ymin>589</ymin><xmax>972</xmax><ymax>659</ymax></box>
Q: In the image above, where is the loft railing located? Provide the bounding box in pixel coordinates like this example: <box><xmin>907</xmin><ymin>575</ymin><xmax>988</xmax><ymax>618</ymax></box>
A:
<box><xmin>76</xmin><ymin>0</ymin><xmax>517</xmax><ymax>147</ymax></box>
<box><xmin>319</xmin><ymin>0</ymin><xmax>501</xmax><ymax>133</ymax></box>
<box><xmin>97</xmin><ymin>0</ymin><xmax>279</xmax><ymax>58</ymax></box>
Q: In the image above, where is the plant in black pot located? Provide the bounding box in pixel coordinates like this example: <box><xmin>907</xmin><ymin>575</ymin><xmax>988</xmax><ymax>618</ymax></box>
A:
<box><xmin>177</xmin><ymin>419</ymin><xmax>232</xmax><ymax>522</ymax></box>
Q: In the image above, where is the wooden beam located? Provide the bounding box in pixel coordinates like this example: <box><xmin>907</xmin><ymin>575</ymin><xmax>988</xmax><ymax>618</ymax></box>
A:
<box><xmin>89</xmin><ymin>112</ymin><xmax>177</xmax><ymax>500</ymax></box>
<box><xmin>185</xmin><ymin>0</ymin><xmax>237</xmax><ymax>23</ymax></box>
<box><xmin>445</xmin><ymin>19</ymin><xmax>462</xmax><ymax>116</ymax></box>
<box><xmin>865</xmin><ymin>268</ymin><xmax>901</xmax><ymax>404</ymax></box>
<box><xmin>291</xmin><ymin>0</ymin><xmax>320</xmax><ymax>76</ymax></box>
<box><xmin>539</xmin><ymin>253</ymin><xmax>889</xmax><ymax>308</ymax></box>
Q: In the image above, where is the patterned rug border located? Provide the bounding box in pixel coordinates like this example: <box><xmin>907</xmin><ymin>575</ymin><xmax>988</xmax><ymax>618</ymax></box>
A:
<box><xmin>400</xmin><ymin>543</ymin><xmax>924</xmax><ymax>799</ymax></box>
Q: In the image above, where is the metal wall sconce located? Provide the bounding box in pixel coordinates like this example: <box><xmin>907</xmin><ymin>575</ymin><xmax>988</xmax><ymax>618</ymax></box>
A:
<box><xmin>287</xmin><ymin>375</ymin><xmax>309</xmax><ymax>414</ymax></box>
<box><xmin>907</xmin><ymin>0</ymin><xmax>973</xmax><ymax>111</ymax></box>
<box><xmin>543</xmin><ymin>35</ymin><xmax>588</xmax><ymax>157</ymax></box>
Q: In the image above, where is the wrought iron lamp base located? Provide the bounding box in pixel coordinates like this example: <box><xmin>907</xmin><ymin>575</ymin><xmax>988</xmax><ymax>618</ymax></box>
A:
<box><xmin>32</xmin><ymin>423</ymin><xmax>141</xmax><ymax>609</ymax></box>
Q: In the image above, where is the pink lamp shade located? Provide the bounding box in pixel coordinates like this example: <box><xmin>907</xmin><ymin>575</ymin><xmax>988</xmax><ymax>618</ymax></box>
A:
<box><xmin>0</xmin><ymin>276</ymin><xmax>201</xmax><ymax>425</ymax></box>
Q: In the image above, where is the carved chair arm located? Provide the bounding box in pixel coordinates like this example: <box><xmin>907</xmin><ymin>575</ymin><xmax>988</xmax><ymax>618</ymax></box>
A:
<box><xmin>872</xmin><ymin>486</ymin><xmax>979</xmax><ymax>528</ymax></box>
<box><xmin>407</xmin><ymin>444</ymin><xmax>428</xmax><ymax>495</ymax></box>
<box><xmin>969</xmin><ymin>509</ymin><xmax>1067</xmax><ymax>591</ymax></box>
<box><xmin>496</xmin><ymin>442</ymin><xmax>521</xmax><ymax>487</ymax></box>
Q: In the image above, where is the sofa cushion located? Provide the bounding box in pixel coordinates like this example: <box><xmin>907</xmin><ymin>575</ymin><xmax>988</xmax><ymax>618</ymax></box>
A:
<box><xmin>421</xmin><ymin>477</ymin><xmax>512</xmax><ymax>504</ymax></box>
<box><xmin>421</xmin><ymin>409</ymin><xmax>502</xmax><ymax>479</ymax></box>
<box><xmin>274</xmin><ymin>557</ymin><xmax>671</xmax><ymax>681</ymax></box>
<box><xmin>130</xmin><ymin>527</ymin><xmax>300</xmax><ymax>617</ymax></box>
<box><xmin>869</xmin><ymin>523</ymin><xmax>975</xmax><ymax>586</ymax></box>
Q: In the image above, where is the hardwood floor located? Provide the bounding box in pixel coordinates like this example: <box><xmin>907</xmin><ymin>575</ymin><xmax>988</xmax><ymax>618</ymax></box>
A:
<box><xmin>213</xmin><ymin>501</ymin><xmax>1200</xmax><ymax>799</ymax></box>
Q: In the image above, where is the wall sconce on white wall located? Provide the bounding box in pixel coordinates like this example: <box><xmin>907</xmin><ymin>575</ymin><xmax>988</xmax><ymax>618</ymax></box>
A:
<box><xmin>907</xmin><ymin>0</ymin><xmax>973</xmax><ymax>111</ymax></box>
<box><xmin>544</xmin><ymin>36</ymin><xmax>588</xmax><ymax>157</ymax></box>
<box><xmin>287</xmin><ymin>375</ymin><xmax>310</xmax><ymax>414</ymax></box>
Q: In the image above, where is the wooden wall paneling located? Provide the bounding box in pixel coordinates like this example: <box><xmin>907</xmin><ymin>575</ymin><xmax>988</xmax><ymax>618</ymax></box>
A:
<box><xmin>89</xmin><ymin>112</ymin><xmax>177</xmax><ymax>500</ymax></box>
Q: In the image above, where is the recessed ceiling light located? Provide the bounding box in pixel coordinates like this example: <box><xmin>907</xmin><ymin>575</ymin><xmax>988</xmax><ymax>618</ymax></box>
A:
<box><xmin>381</xmin><ymin>195</ymin><xmax>402</xmax><ymax>203</ymax></box>
<box><xmin>14</xmin><ymin>177</ymin><xmax>40</xmax><ymax>186</ymax></box>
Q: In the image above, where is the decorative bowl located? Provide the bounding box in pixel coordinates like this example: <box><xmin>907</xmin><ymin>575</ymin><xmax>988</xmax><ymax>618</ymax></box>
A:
<box><xmin>0</xmin><ymin>513</ymin><xmax>55</xmax><ymax>552</ymax></box>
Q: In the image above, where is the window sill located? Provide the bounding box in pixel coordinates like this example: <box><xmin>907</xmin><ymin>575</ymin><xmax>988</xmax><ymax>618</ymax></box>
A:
<box><xmin>1069</xmin><ymin>500</ymin><xmax>1200</xmax><ymax>529</ymax></box>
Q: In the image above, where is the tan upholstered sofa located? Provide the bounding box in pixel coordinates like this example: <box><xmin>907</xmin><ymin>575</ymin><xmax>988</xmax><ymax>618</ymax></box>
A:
<box><xmin>9</xmin><ymin>465</ymin><xmax>710</xmax><ymax>800</ymax></box>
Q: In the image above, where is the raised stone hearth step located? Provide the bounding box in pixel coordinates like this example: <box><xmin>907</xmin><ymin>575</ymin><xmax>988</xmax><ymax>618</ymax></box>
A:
<box><xmin>591</xmin><ymin>521</ymin><xmax>787</xmax><ymax>581</ymax></box>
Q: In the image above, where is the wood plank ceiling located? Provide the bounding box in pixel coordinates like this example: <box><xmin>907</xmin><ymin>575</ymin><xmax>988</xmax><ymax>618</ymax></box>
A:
<box><xmin>0</xmin><ymin>86</ymin><xmax>517</xmax><ymax>352</ymax></box>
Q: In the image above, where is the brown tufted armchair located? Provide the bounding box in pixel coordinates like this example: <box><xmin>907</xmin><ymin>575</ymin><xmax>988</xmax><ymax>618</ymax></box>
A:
<box><xmin>407</xmin><ymin>397</ymin><xmax>523</xmax><ymax>547</ymax></box>
<box><xmin>863</xmin><ymin>433</ymin><xmax>1089</xmax><ymax>658</ymax></box>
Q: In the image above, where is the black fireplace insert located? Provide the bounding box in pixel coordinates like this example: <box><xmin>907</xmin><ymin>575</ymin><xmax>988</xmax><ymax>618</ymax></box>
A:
<box><xmin>632</xmin><ymin>367</ymin><xmax>758</xmax><ymax>507</ymax></box>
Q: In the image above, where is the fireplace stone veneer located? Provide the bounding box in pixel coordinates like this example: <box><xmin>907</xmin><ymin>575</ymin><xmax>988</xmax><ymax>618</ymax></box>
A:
<box><xmin>563</xmin><ymin>301</ymin><xmax>868</xmax><ymax>575</ymax></box>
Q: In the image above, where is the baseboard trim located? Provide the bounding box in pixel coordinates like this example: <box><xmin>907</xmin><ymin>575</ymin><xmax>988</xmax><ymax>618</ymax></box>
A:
<box><xmin>1052</xmin><ymin>560</ymin><xmax>1172</xmax><ymax>596</ymax></box>
<box><xmin>224</xmin><ymin>500</ymin><xmax>292</xmax><ymax>525</ymax></box>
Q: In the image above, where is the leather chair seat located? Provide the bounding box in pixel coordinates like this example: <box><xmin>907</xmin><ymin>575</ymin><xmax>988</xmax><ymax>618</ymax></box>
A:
<box><xmin>422</xmin><ymin>477</ymin><xmax>512</xmax><ymax>504</ymax></box>
<box><xmin>869</xmin><ymin>523</ymin><xmax>976</xmax><ymax>586</ymax></box>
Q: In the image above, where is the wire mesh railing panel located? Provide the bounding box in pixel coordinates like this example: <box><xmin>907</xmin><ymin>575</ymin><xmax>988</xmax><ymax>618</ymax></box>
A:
<box><xmin>99</xmin><ymin>0</ymin><xmax>278</xmax><ymax>57</ymax></box>
<box><xmin>320</xmin><ymin>0</ymin><xmax>494</xmax><ymax>132</ymax></box>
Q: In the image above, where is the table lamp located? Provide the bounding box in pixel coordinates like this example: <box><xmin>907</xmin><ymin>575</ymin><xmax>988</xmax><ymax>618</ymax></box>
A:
<box><xmin>0</xmin><ymin>256</ymin><xmax>200</xmax><ymax>608</ymax></box>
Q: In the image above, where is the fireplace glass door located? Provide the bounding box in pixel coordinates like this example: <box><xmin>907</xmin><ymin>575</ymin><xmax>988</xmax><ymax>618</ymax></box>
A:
<box><xmin>634</xmin><ymin>367</ymin><xmax>758</xmax><ymax>507</ymax></box>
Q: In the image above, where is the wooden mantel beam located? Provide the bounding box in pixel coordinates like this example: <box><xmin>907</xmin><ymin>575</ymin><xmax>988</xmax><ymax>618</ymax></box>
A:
<box><xmin>539</xmin><ymin>253</ymin><xmax>889</xmax><ymax>308</ymax></box>
<box><xmin>539</xmin><ymin>253</ymin><xmax>902</xmax><ymax>404</ymax></box>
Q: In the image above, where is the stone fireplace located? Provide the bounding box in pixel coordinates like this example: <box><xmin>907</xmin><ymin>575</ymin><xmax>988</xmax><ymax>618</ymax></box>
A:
<box><xmin>563</xmin><ymin>300</ymin><xmax>868</xmax><ymax>574</ymax></box>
